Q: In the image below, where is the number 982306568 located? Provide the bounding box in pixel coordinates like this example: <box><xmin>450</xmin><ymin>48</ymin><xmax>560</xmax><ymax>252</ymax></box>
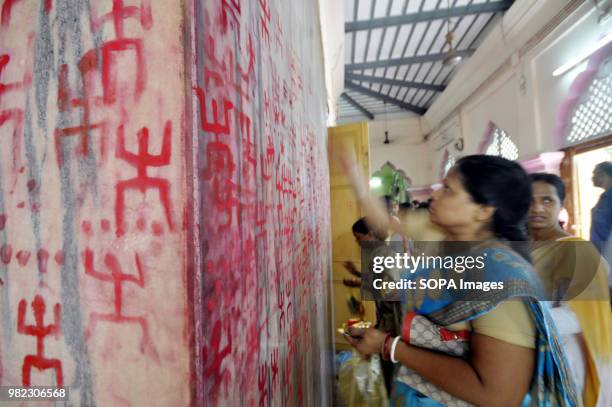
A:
<box><xmin>1</xmin><ymin>386</ymin><xmax>68</xmax><ymax>401</ymax></box>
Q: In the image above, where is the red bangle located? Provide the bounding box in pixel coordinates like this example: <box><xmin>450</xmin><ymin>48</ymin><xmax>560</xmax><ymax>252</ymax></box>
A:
<box><xmin>381</xmin><ymin>333</ymin><xmax>393</xmax><ymax>360</ymax></box>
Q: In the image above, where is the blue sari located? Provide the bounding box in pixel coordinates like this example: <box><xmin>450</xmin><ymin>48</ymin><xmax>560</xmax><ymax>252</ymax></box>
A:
<box><xmin>391</xmin><ymin>245</ymin><xmax>580</xmax><ymax>407</ymax></box>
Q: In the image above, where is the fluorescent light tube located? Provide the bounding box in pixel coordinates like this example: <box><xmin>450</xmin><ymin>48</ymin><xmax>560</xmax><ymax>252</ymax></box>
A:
<box><xmin>553</xmin><ymin>31</ymin><xmax>612</xmax><ymax>77</ymax></box>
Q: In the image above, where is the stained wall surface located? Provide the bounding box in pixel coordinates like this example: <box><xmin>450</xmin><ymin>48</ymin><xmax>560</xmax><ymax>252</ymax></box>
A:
<box><xmin>1</xmin><ymin>0</ymin><xmax>332</xmax><ymax>406</ymax></box>
<box><xmin>191</xmin><ymin>0</ymin><xmax>333</xmax><ymax>405</ymax></box>
<box><xmin>0</xmin><ymin>0</ymin><xmax>192</xmax><ymax>404</ymax></box>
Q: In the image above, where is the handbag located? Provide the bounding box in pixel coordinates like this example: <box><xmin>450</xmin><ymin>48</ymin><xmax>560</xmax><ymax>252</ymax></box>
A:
<box><xmin>394</xmin><ymin>311</ymin><xmax>474</xmax><ymax>407</ymax></box>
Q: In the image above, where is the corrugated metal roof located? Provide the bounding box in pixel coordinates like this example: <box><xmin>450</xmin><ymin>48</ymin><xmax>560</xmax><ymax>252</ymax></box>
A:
<box><xmin>339</xmin><ymin>0</ymin><xmax>512</xmax><ymax>122</ymax></box>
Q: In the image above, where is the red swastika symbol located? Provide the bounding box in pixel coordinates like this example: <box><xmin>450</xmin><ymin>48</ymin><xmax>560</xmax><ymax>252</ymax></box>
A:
<box><xmin>83</xmin><ymin>249</ymin><xmax>158</xmax><ymax>359</ymax></box>
<box><xmin>194</xmin><ymin>86</ymin><xmax>233</xmax><ymax>135</ymax></box>
<box><xmin>115</xmin><ymin>121</ymin><xmax>173</xmax><ymax>236</ymax></box>
<box><xmin>90</xmin><ymin>0</ymin><xmax>152</xmax><ymax>39</ymax></box>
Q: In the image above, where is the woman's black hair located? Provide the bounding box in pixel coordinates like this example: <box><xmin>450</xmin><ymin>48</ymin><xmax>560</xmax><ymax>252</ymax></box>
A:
<box><xmin>454</xmin><ymin>155</ymin><xmax>532</xmax><ymax>259</ymax></box>
<box><xmin>352</xmin><ymin>217</ymin><xmax>370</xmax><ymax>235</ymax></box>
<box><xmin>399</xmin><ymin>201</ymin><xmax>412</xmax><ymax>212</ymax></box>
<box><xmin>529</xmin><ymin>173</ymin><xmax>565</xmax><ymax>202</ymax></box>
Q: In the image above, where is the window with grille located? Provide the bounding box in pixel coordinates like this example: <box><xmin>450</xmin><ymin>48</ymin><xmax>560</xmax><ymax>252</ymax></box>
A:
<box><xmin>567</xmin><ymin>58</ymin><xmax>612</xmax><ymax>143</ymax></box>
<box><xmin>484</xmin><ymin>126</ymin><xmax>518</xmax><ymax>160</ymax></box>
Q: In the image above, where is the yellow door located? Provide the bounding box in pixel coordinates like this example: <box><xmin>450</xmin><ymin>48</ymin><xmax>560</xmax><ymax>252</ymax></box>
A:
<box><xmin>328</xmin><ymin>122</ymin><xmax>375</xmax><ymax>351</ymax></box>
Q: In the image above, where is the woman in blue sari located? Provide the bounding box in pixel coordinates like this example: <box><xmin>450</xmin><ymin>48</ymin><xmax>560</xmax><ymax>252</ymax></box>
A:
<box><xmin>340</xmin><ymin>153</ymin><xmax>578</xmax><ymax>406</ymax></box>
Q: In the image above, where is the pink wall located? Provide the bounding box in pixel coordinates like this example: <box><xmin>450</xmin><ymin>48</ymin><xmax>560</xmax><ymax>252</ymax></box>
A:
<box><xmin>1</xmin><ymin>0</ymin><xmax>332</xmax><ymax>405</ymax></box>
<box><xmin>0</xmin><ymin>0</ymin><xmax>193</xmax><ymax>404</ymax></box>
<box><xmin>191</xmin><ymin>0</ymin><xmax>333</xmax><ymax>405</ymax></box>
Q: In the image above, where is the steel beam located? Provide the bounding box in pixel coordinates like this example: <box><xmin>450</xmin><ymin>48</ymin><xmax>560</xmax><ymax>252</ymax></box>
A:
<box><xmin>345</xmin><ymin>1</ymin><xmax>512</xmax><ymax>32</ymax></box>
<box><xmin>345</xmin><ymin>73</ymin><xmax>446</xmax><ymax>92</ymax></box>
<box><xmin>346</xmin><ymin>49</ymin><xmax>474</xmax><ymax>71</ymax></box>
<box><xmin>344</xmin><ymin>81</ymin><xmax>426</xmax><ymax>115</ymax></box>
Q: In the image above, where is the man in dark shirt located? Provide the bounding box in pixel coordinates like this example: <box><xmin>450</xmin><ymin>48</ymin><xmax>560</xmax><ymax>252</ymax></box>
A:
<box><xmin>590</xmin><ymin>161</ymin><xmax>612</xmax><ymax>253</ymax></box>
<box><xmin>343</xmin><ymin>217</ymin><xmax>402</xmax><ymax>394</ymax></box>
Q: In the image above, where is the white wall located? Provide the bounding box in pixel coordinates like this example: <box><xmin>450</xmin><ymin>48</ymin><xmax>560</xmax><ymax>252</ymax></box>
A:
<box><xmin>363</xmin><ymin>1</ymin><xmax>611</xmax><ymax>189</ymax></box>
<box><xmin>421</xmin><ymin>2</ymin><xmax>612</xmax><ymax>184</ymax></box>
<box><xmin>368</xmin><ymin>117</ymin><xmax>430</xmax><ymax>186</ymax></box>
<box><xmin>318</xmin><ymin>0</ymin><xmax>345</xmax><ymax>126</ymax></box>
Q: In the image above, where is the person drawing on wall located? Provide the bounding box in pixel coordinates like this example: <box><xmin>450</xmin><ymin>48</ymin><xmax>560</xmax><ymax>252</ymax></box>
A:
<box><xmin>343</xmin><ymin>217</ymin><xmax>403</xmax><ymax>394</ymax></box>
<box><xmin>337</xmin><ymin>146</ymin><xmax>579</xmax><ymax>406</ymax></box>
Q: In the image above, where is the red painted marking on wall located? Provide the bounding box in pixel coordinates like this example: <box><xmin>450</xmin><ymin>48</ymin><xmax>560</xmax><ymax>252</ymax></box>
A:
<box><xmin>259</xmin><ymin>0</ymin><xmax>271</xmax><ymax>45</ymax></box>
<box><xmin>242</xmin><ymin>34</ymin><xmax>256</xmax><ymax>81</ymax></box>
<box><xmin>16</xmin><ymin>250</ymin><xmax>30</xmax><ymax>266</ymax></box>
<box><xmin>44</xmin><ymin>0</ymin><xmax>52</xmax><ymax>13</ymax></box>
<box><xmin>54</xmin><ymin>123</ymin><xmax>109</xmax><ymax>168</ymax></box>
<box><xmin>202</xmin><ymin>34</ymin><xmax>254</xmax><ymax>101</ymax></box>
<box><xmin>53</xmin><ymin>251</ymin><xmax>64</xmax><ymax>266</ymax></box>
<box><xmin>203</xmin><ymin>319</ymin><xmax>232</xmax><ymax>401</ymax></box>
<box><xmin>260</xmin><ymin>135</ymin><xmax>274</xmax><ymax>181</ymax></box>
<box><xmin>193</xmin><ymin>87</ymin><xmax>233</xmax><ymax>135</ymax></box>
<box><xmin>0</xmin><ymin>54</ymin><xmax>30</xmax><ymax>180</ymax></box>
<box><xmin>0</xmin><ymin>214</ymin><xmax>6</xmax><ymax>230</ymax></box>
<box><xmin>277</xmin><ymin>287</ymin><xmax>285</xmax><ymax>333</ymax></box>
<box><xmin>100</xmin><ymin>219</ymin><xmax>111</xmax><ymax>232</ymax></box>
<box><xmin>0</xmin><ymin>0</ymin><xmax>22</xmax><ymax>28</ymax></box>
<box><xmin>0</xmin><ymin>53</ymin><xmax>31</xmax><ymax>102</ymax></box>
<box><xmin>115</xmin><ymin>121</ymin><xmax>173</xmax><ymax>237</ymax></box>
<box><xmin>81</xmin><ymin>220</ymin><xmax>93</xmax><ymax>236</ymax></box>
<box><xmin>16</xmin><ymin>201</ymin><xmax>24</xmax><ymax>208</ymax></box>
<box><xmin>90</xmin><ymin>0</ymin><xmax>152</xmax><ymax>38</ymax></box>
<box><xmin>270</xmin><ymin>348</ymin><xmax>278</xmax><ymax>389</ymax></box>
<box><xmin>17</xmin><ymin>295</ymin><xmax>63</xmax><ymax>386</ymax></box>
<box><xmin>83</xmin><ymin>249</ymin><xmax>158</xmax><ymax>359</ymax></box>
<box><xmin>206</xmin><ymin>298</ymin><xmax>215</xmax><ymax>313</ymax></box>
<box><xmin>201</xmin><ymin>141</ymin><xmax>238</xmax><ymax>229</ymax></box>
<box><xmin>37</xmin><ymin>249</ymin><xmax>49</xmax><ymax>274</ymax></box>
<box><xmin>26</xmin><ymin>179</ymin><xmax>36</xmax><ymax>192</ymax></box>
<box><xmin>151</xmin><ymin>221</ymin><xmax>163</xmax><ymax>236</ymax></box>
<box><xmin>136</xmin><ymin>218</ymin><xmax>146</xmax><ymax>231</ymax></box>
<box><xmin>100</xmin><ymin>39</ymin><xmax>147</xmax><ymax>105</ymax></box>
<box><xmin>57</xmin><ymin>64</ymin><xmax>87</xmax><ymax>112</ymax></box>
<box><xmin>0</xmin><ymin>244</ymin><xmax>12</xmax><ymax>264</ymax></box>
<box><xmin>220</xmin><ymin>0</ymin><xmax>240</xmax><ymax>31</ymax></box>
<box><xmin>238</xmin><ymin>112</ymin><xmax>256</xmax><ymax>178</ymax></box>
<box><xmin>258</xmin><ymin>362</ymin><xmax>268</xmax><ymax>407</ymax></box>
<box><xmin>55</xmin><ymin>59</ymin><xmax>113</xmax><ymax>168</ymax></box>
<box><xmin>0</xmin><ymin>109</ymin><xmax>25</xmax><ymax>176</ymax></box>
<box><xmin>274</xmin><ymin>13</ymin><xmax>283</xmax><ymax>48</ymax></box>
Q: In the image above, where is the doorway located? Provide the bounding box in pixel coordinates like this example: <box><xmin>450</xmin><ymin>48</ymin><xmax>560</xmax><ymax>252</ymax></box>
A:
<box><xmin>563</xmin><ymin>135</ymin><xmax>612</xmax><ymax>239</ymax></box>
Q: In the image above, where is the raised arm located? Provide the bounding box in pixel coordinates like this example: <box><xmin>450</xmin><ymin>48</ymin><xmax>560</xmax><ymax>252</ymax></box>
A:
<box><xmin>337</xmin><ymin>143</ymin><xmax>407</xmax><ymax>238</ymax></box>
